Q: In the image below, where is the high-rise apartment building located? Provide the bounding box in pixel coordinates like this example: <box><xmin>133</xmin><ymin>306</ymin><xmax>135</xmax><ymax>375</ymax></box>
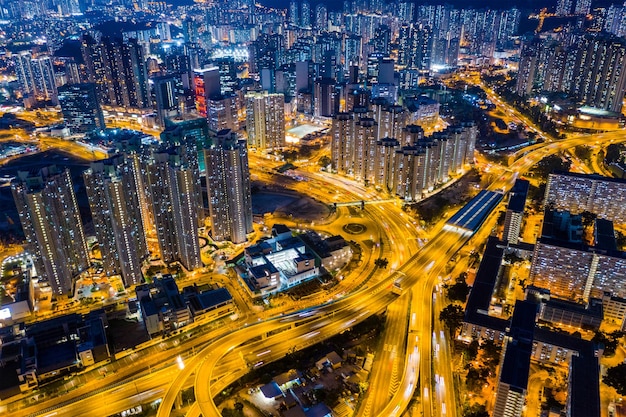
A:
<box><xmin>518</xmin><ymin>35</ymin><xmax>626</xmax><ymax>111</ymax></box>
<box><xmin>13</xmin><ymin>51</ymin><xmax>58</xmax><ymax>106</ymax></box>
<box><xmin>397</xmin><ymin>24</ymin><xmax>432</xmax><ymax>71</ymax></box>
<box><xmin>160</xmin><ymin>115</ymin><xmax>210</xmax><ymax>225</ymax></box>
<box><xmin>58</xmin><ymin>83</ymin><xmax>105</xmax><ymax>134</ymax></box>
<box><xmin>301</xmin><ymin>1</ymin><xmax>311</xmax><ymax>27</ymax></box>
<box><xmin>315</xmin><ymin>4</ymin><xmax>328</xmax><ymax>30</ymax></box>
<box><xmin>245</xmin><ymin>91</ymin><xmax>285</xmax><ymax>150</ymax></box>
<box><xmin>314</xmin><ymin>78</ymin><xmax>338</xmax><ymax>118</ymax></box>
<box><xmin>530</xmin><ymin>209</ymin><xmax>626</xmax><ymax>302</ymax></box>
<box><xmin>530</xmin><ymin>239</ymin><xmax>626</xmax><ymax>302</ymax></box>
<box><xmin>193</xmin><ymin>67</ymin><xmax>221</xmax><ymax>117</ymax></box>
<box><xmin>289</xmin><ymin>1</ymin><xmax>299</xmax><ymax>26</ymax></box>
<box><xmin>12</xmin><ymin>167</ymin><xmax>90</xmax><ymax>295</ymax></box>
<box><xmin>574</xmin><ymin>0</ymin><xmax>592</xmax><ymax>15</ymax></box>
<box><xmin>205</xmin><ymin>131</ymin><xmax>253</xmax><ymax>244</ymax></box>
<box><xmin>545</xmin><ymin>172</ymin><xmax>626</xmax><ymax>223</ymax></box>
<box><xmin>81</xmin><ymin>34</ymin><xmax>150</xmax><ymax>109</ymax></box>
<box><xmin>353</xmin><ymin>117</ymin><xmax>378</xmax><ymax>182</ymax></box>
<box><xmin>556</xmin><ymin>0</ymin><xmax>573</xmax><ymax>15</ymax></box>
<box><xmin>515</xmin><ymin>39</ymin><xmax>542</xmax><ymax>97</ymax></box>
<box><xmin>331</xmin><ymin>110</ymin><xmax>476</xmax><ymax>200</ymax></box>
<box><xmin>212</xmin><ymin>57</ymin><xmax>239</xmax><ymax>96</ymax></box>
<box><xmin>83</xmin><ymin>157</ymin><xmax>148</xmax><ymax>287</ymax></box>
<box><xmin>571</xmin><ymin>35</ymin><xmax>626</xmax><ymax>112</ymax></box>
<box><xmin>331</xmin><ymin>112</ymin><xmax>355</xmax><ymax>176</ymax></box>
<box><xmin>207</xmin><ymin>95</ymin><xmax>240</xmax><ymax>132</ymax></box>
<box><xmin>371</xmin><ymin>101</ymin><xmax>409</xmax><ymax>141</ymax></box>
<box><xmin>493</xmin><ymin>301</ymin><xmax>536</xmax><ymax>417</ymax></box>
<box><xmin>153</xmin><ymin>74</ymin><xmax>183</xmax><ymax>127</ymax></box>
<box><xmin>145</xmin><ymin>148</ymin><xmax>202</xmax><ymax>271</ymax></box>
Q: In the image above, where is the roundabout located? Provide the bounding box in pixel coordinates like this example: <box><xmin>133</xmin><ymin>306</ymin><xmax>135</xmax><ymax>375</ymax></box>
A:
<box><xmin>342</xmin><ymin>222</ymin><xmax>367</xmax><ymax>234</ymax></box>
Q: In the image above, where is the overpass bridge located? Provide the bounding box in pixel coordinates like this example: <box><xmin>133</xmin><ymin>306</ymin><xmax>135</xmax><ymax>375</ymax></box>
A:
<box><xmin>331</xmin><ymin>199</ymin><xmax>397</xmax><ymax>208</ymax></box>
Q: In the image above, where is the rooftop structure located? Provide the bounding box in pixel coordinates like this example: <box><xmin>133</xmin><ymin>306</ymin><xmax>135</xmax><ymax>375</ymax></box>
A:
<box><xmin>237</xmin><ymin>225</ymin><xmax>350</xmax><ymax>298</ymax></box>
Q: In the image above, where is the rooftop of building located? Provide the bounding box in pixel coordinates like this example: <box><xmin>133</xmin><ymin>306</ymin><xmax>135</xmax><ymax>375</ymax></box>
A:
<box><xmin>569</xmin><ymin>348</ymin><xmax>601</xmax><ymax>417</ymax></box>
<box><xmin>509</xmin><ymin>300</ymin><xmax>538</xmax><ymax>343</ymax></box>
<box><xmin>508</xmin><ymin>179</ymin><xmax>530</xmax><ymax>213</ymax></box>
<box><xmin>541</xmin><ymin>209</ymin><xmax>583</xmax><ymax>242</ymax></box>
<box><xmin>594</xmin><ymin>218</ymin><xmax>617</xmax><ymax>252</ymax></box>
<box><xmin>447</xmin><ymin>190</ymin><xmax>504</xmax><ymax>232</ymax></box>
<box><xmin>499</xmin><ymin>338</ymin><xmax>532</xmax><ymax>389</ymax></box>
<box><xmin>187</xmin><ymin>288</ymin><xmax>232</xmax><ymax>314</ymax></box>
<box><xmin>464</xmin><ymin>237</ymin><xmax>508</xmax><ymax>331</ymax></box>
<box><xmin>249</xmin><ymin>262</ymin><xmax>279</xmax><ymax>279</ymax></box>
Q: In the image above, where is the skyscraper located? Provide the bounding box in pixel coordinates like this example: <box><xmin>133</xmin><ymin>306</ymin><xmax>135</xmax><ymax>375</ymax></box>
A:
<box><xmin>84</xmin><ymin>156</ymin><xmax>148</xmax><ymax>287</ymax></box>
<box><xmin>207</xmin><ymin>95</ymin><xmax>240</xmax><ymax>132</ymax></box>
<box><xmin>515</xmin><ymin>39</ymin><xmax>542</xmax><ymax>97</ymax></box>
<box><xmin>12</xmin><ymin>167</ymin><xmax>90</xmax><ymax>295</ymax></box>
<box><xmin>571</xmin><ymin>35</ymin><xmax>626</xmax><ymax>112</ymax></box>
<box><xmin>301</xmin><ymin>1</ymin><xmax>311</xmax><ymax>27</ymax></box>
<box><xmin>146</xmin><ymin>148</ymin><xmax>202</xmax><ymax>271</ymax></box>
<box><xmin>331</xmin><ymin>112</ymin><xmax>354</xmax><ymax>176</ymax></box>
<box><xmin>193</xmin><ymin>67</ymin><xmax>221</xmax><ymax>117</ymax></box>
<box><xmin>58</xmin><ymin>83</ymin><xmax>105</xmax><ymax>134</ymax></box>
<box><xmin>245</xmin><ymin>91</ymin><xmax>285</xmax><ymax>150</ymax></box>
<box><xmin>574</xmin><ymin>0</ymin><xmax>592</xmax><ymax>15</ymax></box>
<box><xmin>161</xmin><ymin>115</ymin><xmax>210</xmax><ymax>225</ymax></box>
<box><xmin>289</xmin><ymin>1</ymin><xmax>299</xmax><ymax>26</ymax></box>
<box><xmin>556</xmin><ymin>0</ymin><xmax>573</xmax><ymax>15</ymax></box>
<box><xmin>153</xmin><ymin>74</ymin><xmax>183</xmax><ymax>127</ymax></box>
<box><xmin>315</xmin><ymin>4</ymin><xmax>328</xmax><ymax>30</ymax></box>
<box><xmin>81</xmin><ymin>34</ymin><xmax>150</xmax><ymax>109</ymax></box>
<box><xmin>12</xmin><ymin>51</ymin><xmax>58</xmax><ymax>106</ymax></box>
<box><xmin>314</xmin><ymin>78</ymin><xmax>338</xmax><ymax>118</ymax></box>
<box><xmin>205</xmin><ymin>131</ymin><xmax>253</xmax><ymax>244</ymax></box>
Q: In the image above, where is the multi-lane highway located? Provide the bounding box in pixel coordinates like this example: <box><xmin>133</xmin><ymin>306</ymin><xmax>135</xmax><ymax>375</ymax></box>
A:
<box><xmin>357</xmin><ymin>291</ymin><xmax>411</xmax><ymax>417</ymax></box>
<box><xmin>156</xmin><ymin>132</ymin><xmax>626</xmax><ymax>417</ymax></box>
<box><xmin>9</xmin><ymin>127</ymin><xmax>626</xmax><ymax>417</ymax></box>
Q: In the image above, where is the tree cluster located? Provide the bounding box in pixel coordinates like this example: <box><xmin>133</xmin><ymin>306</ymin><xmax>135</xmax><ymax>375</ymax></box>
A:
<box><xmin>446</xmin><ymin>273</ymin><xmax>470</xmax><ymax>303</ymax></box>
<box><xmin>439</xmin><ymin>304</ymin><xmax>465</xmax><ymax>335</ymax></box>
<box><xmin>604</xmin><ymin>363</ymin><xmax>626</xmax><ymax>395</ymax></box>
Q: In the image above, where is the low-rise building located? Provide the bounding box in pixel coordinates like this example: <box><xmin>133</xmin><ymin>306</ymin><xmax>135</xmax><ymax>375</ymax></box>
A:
<box><xmin>136</xmin><ymin>275</ymin><xmax>191</xmax><ymax>337</ymax></box>
<box><xmin>602</xmin><ymin>293</ymin><xmax>626</xmax><ymax>330</ymax></box>
<box><xmin>238</xmin><ymin>225</ymin><xmax>350</xmax><ymax>298</ymax></box>
<box><xmin>0</xmin><ymin>310</ymin><xmax>110</xmax><ymax>394</ymax></box>
<box><xmin>463</xmin><ymin>239</ymin><xmax>602</xmax><ymax>417</ymax></box>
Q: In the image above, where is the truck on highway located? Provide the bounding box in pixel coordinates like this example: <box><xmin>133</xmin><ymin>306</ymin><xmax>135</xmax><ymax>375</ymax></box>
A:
<box><xmin>391</xmin><ymin>280</ymin><xmax>402</xmax><ymax>295</ymax></box>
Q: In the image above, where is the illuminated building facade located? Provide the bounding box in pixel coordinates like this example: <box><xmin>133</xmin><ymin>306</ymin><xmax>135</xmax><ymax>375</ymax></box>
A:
<box><xmin>193</xmin><ymin>67</ymin><xmax>221</xmax><ymax>118</ymax></box>
<box><xmin>58</xmin><ymin>83</ymin><xmax>105</xmax><ymax>134</ymax></box>
<box><xmin>11</xmin><ymin>167</ymin><xmax>89</xmax><ymax>295</ymax></box>
<box><xmin>245</xmin><ymin>91</ymin><xmax>285</xmax><ymax>150</ymax></box>
<box><xmin>545</xmin><ymin>172</ymin><xmax>626</xmax><ymax>223</ymax></box>
<box><xmin>204</xmin><ymin>131</ymin><xmax>253</xmax><ymax>244</ymax></box>
<box><xmin>332</xmin><ymin>111</ymin><xmax>476</xmax><ymax>200</ymax></box>
<box><xmin>13</xmin><ymin>51</ymin><xmax>58</xmax><ymax>106</ymax></box>
<box><xmin>81</xmin><ymin>35</ymin><xmax>150</xmax><ymax>109</ymax></box>
<box><xmin>83</xmin><ymin>156</ymin><xmax>149</xmax><ymax>287</ymax></box>
<box><xmin>145</xmin><ymin>148</ymin><xmax>202</xmax><ymax>271</ymax></box>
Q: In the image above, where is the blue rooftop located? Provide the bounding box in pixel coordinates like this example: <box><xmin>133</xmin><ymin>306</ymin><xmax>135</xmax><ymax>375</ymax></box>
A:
<box><xmin>447</xmin><ymin>190</ymin><xmax>503</xmax><ymax>232</ymax></box>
